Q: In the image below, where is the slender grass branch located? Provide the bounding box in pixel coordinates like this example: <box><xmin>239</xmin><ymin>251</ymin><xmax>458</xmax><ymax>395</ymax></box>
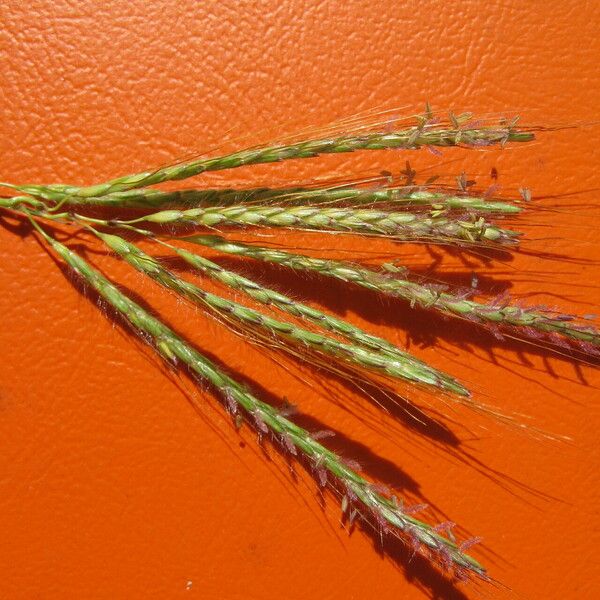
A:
<box><xmin>90</xmin><ymin>228</ymin><xmax>469</xmax><ymax>393</ymax></box>
<box><xmin>182</xmin><ymin>234</ymin><xmax>600</xmax><ymax>348</ymax></box>
<box><xmin>31</xmin><ymin>118</ymin><xmax>534</xmax><ymax>198</ymax></box>
<box><xmin>154</xmin><ymin>238</ymin><xmax>469</xmax><ymax>396</ymax></box>
<box><xmin>7</xmin><ymin>184</ymin><xmax>523</xmax><ymax>214</ymax></box>
<box><xmin>113</xmin><ymin>205</ymin><xmax>518</xmax><ymax>245</ymax></box>
<box><xmin>27</xmin><ymin>215</ymin><xmax>486</xmax><ymax>579</ymax></box>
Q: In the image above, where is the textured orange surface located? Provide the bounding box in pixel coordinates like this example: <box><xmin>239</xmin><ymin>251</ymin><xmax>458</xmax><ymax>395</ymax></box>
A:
<box><xmin>1</xmin><ymin>1</ymin><xmax>599</xmax><ymax>598</ymax></box>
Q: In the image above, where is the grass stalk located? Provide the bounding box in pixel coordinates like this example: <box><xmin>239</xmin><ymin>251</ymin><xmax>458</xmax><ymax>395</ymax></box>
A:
<box><xmin>117</xmin><ymin>205</ymin><xmax>518</xmax><ymax>245</ymax></box>
<box><xmin>34</xmin><ymin>117</ymin><xmax>534</xmax><ymax>198</ymax></box>
<box><xmin>155</xmin><ymin>238</ymin><xmax>469</xmax><ymax>396</ymax></box>
<box><xmin>91</xmin><ymin>229</ymin><xmax>470</xmax><ymax>393</ymax></box>
<box><xmin>183</xmin><ymin>234</ymin><xmax>600</xmax><ymax>348</ymax></box>
<box><xmin>7</xmin><ymin>184</ymin><xmax>522</xmax><ymax>214</ymax></box>
<box><xmin>28</xmin><ymin>215</ymin><xmax>485</xmax><ymax>578</ymax></box>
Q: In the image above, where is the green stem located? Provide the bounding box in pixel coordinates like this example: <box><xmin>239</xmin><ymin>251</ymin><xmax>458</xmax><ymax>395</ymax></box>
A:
<box><xmin>119</xmin><ymin>205</ymin><xmax>518</xmax><ymax>245</ymax></box>
<box><xmin>38</xmin><ymin>122</ymin><xmax>533</xmax><ymax>198</ymax></box>
<box><xmin>28</xmin><ymin>215</ymin><xmax>485</xmax><ymax>577</ymax></box>
<box><xmin>157</xmin><ymin>239</ymin><xmax>469</xmax><ymax>396</ymax></box>
<box><xmin>0</xmin><ymin>195</ymin><xmax>45</xmax><ymax>210</ymax></box>
<box><xmin>91</xmin><ymin>229</ymin><xmax>468</xmax><ymax>393</ymax></box>
<box><xmin>8</xmin><ymin>184</ymin><xmax>522</xmax><ymax>214</ymax></box>
<box><xmin>184</xmin><ymin>234</ymin><xmax>600</xmax><ymax>346</ymax></box>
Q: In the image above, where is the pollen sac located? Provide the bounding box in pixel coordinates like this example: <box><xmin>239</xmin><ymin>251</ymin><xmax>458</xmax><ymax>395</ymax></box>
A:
<box><xmin>459</xmin><ymin>536</ymin><xmax>483</xmax><ymax>552</ymax></box>
<box><xmin>316</xmin><ymin>467</ymin><xmax>328</xmax><ymax>488</ymax></box>
<box><xmin>341</xmin><ymin>495</ymin><xmax>349</xmax><ymax>514</ymax></box>
<box><xmin>312</xmin><ymin>429</ymin><xmax>335</xmax><ymax>440</ymax></box>
<box><xmin>280</xmin><ymin>433</ymin><xmax>297</xmax><ymax>456</ymax></box>
<box><xmin>223</xmin><ymin>389</ymin><xmax>238</xmax><ymax>415</ymax></box>
<box><xmin>253</xmin><ymin>411</ymin><xmax>269</xmax><ymax>434</ymax></box>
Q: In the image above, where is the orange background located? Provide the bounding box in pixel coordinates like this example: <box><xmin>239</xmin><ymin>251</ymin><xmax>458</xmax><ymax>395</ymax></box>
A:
<box><xmin>1</xmin><ymin>1</ymin><xmax>599</xmax><ymax>598</ymax></box>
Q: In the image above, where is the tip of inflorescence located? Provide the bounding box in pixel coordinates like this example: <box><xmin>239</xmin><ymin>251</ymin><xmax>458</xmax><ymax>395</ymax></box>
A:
<box><xmin>510</xmin><ymin>131</ymin><xmax>535</xmax><ymax>142</ymax></box>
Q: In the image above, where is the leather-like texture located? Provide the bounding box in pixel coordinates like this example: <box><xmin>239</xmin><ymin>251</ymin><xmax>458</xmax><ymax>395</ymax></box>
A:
<box><xmin>1</xmin><ymin>1</ymin><xmax>599</xmax><ymax>598</ymax></box>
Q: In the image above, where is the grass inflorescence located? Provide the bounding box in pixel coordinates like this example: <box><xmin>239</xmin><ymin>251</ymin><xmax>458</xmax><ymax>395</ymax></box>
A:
<box><xmin>1</xmin><ymin>107</ymin><xmax>596</xmax><ymax>586</ymax></box>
